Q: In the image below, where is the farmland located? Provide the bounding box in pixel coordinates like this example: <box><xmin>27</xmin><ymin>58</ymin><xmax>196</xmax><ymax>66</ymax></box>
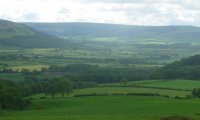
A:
<box><xmin>2</xmin><ymin>96</ymin><xmax>200</xmax><ymax>120</ymax></box>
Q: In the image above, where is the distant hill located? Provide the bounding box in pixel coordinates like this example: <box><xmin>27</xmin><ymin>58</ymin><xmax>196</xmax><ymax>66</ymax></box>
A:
<box><xmin>25</xmin><ymin>22</ymin><xmax>200</xmax><ymax>42</ymax></box>
<box><xmin>154</xmin><ymin>54</ymin><xmax>200</xmax><ymax>80</ymax></box>
<box><xmin>0</xmin><ymin>19</ymin><xmax>74</xmax><ymax>48</ymax></box>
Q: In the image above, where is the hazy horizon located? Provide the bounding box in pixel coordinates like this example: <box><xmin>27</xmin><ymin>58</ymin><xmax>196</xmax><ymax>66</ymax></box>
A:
<box><xmin>0</xmin><ymin>0</ymin><xmax>200</xmax><ymax>26</ymax></box>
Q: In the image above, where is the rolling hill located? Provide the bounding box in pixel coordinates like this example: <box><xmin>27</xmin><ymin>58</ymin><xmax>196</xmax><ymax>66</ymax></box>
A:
<box><xmin>0</xmin><ymin>19</ymin><xmax>74</xmax><ymax>48</ymax></box>
<box><xmin>25</xmin><ymin>22</ymin><xmax>200</xmax><ymax>42</ymax></box>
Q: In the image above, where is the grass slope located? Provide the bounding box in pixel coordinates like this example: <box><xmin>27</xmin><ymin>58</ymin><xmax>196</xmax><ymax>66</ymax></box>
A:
<box><xmin>1</xmin><ymin>96</ymin><xmax>200</xmax><ymax>120</ymax></box>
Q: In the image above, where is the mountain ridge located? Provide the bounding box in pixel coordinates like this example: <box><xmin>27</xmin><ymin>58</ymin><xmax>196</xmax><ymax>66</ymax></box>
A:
<box><xmin>25</xmin><ymin>22</ymin><xmax>200</xmax><ymax>42</ymax></box>
<box><xmin>0</xmin><ymin>19</ymin><xmax>74</xmax><ymax>48</ymax></box>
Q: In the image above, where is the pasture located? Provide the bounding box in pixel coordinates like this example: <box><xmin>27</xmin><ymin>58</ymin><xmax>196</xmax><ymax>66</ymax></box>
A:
<box><xmin>1</xmin><ymin>96</ymin><xmax>200</xmax><ymax>120</ymax></box>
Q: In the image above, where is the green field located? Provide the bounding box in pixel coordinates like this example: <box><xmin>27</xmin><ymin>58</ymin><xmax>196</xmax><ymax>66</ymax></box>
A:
<box><xmin>139</xmin><ymin>80</ymin><xmax>200</xmax><ymax>90</ymax></box>
<box><xmin>100</xmin><ymin>80</ymin><xmax>200</xmax><ymax>90</ymax></box>
<box><xmin>1</xmin><ymin>96</ymin><xmax>200</xmax><ymax>120</ymax></box>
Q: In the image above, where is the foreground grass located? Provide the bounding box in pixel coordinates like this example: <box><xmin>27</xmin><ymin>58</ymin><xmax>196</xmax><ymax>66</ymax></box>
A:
<box><xmin>1</xmin><ymin>96</ymin><xmax>200</xmax><ymax>120</ymax></box>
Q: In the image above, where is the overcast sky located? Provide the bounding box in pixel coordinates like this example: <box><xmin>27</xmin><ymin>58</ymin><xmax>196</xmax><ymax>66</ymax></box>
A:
<box><xmin>0</xmin><ymin>0</ymin><xmax>200</xmax><ymax>26</ymax></box>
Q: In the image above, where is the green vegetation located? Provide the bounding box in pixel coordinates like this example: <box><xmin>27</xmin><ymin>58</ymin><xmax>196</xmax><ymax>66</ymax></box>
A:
<box><xmin>139</xmin><ymin>80</ymin><xmax>200</xmax><ymax>90</ymax></box>
<box><xmin>29</xmin><ymin>86</ymin><xmax>190</xmax><ymax>98</ymax></box>
<box><xmin>0</xmin><ymin>79</ymin><xmax>31</xmax><ymax>110</ymax></box>
<box><xmin>1</xmin><ymin>96</ymin><xmax>200</xmax><ymax>120</ymax></box>
<box><xmin>154</xmin><ymin>54</ymin><xmax>200</xmax><ymax>79</ymax></box>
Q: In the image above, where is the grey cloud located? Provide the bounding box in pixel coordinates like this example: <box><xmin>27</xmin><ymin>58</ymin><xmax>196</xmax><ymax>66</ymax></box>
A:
<box><xmin>22</xmin><ymin>12</ymin><xmax>39</xmax><ymax>22</ymax></box>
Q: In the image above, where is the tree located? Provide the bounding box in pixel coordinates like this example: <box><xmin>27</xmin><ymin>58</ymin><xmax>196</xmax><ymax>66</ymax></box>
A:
<box><xmin>57</xmin><ymin>78</ymin><xmax>73</xmax><ymax>97</ymax></box>
<box><xmin>0</xmin><ymin>79</ymin><xmax>31</xmax><ymax>110</ymax></box>
<box><xmin>120</xmin><ymin>78</ymin><xmax>128</xmax><ymax>86</ymax></box>
<box><xmin>192</xmin><ymin>88</ymin><xmax>200</xmax><ymax>98</ymax></box>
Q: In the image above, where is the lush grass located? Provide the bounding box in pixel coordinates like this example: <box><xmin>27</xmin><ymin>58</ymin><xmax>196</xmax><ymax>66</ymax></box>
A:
<box><xmin>140</xmin><ymin>80</ymin><xmax>200</xmax><ymax>90</ymax></box>
<box><xmin>1</xmin><ymin>96</ymin><xmax>200</xmax><ymax>120</ymax></box>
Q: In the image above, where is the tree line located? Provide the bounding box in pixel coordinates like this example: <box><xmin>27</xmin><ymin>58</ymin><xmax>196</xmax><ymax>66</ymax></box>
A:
<box><xmin>153</xmin><ymin>54</ymin><xmax>200</xmax><ymax>80</ymax></box>
<box><xmin>0</xmin><ymin>77</ymin><xmax>74</xmax><ymax>110</ymax></box>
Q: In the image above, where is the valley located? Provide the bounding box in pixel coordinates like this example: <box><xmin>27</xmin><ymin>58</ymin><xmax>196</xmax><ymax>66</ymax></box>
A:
<box><xmin>0</xmin><ymin>19</ymin><xmax>200</xmax><ymax>120</ymax></box>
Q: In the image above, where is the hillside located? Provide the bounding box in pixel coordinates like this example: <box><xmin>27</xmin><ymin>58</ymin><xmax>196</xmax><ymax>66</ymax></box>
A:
<box><xmin>0</xmin><ymin>19</ymin><xmax>74</xmax><ymax>48</ymax></box>
<box><xmin>25</xmin><ymin>22</ymin><xmax>200</xmax><ymax>42</ymax></box>
<box><xmin>154</xmin><ymin>54</ymin><xmax>200</xmax><ymax>79</ymax></box>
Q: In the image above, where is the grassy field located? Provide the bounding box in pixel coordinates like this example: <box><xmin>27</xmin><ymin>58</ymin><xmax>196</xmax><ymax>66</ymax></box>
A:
<box><xmin>100</xmin><ymin>80</ymin><xmax>200</xmax><ymax>90</ymax></box>
<box><xmin>1</xmin><ymin>96</ymin><xmax>200</xmax><ymax>120</ymax></box>
<box><xmin>139</xmin><ymin>80</ymin><xmax>200</xmax><ymax>90</ymax></box>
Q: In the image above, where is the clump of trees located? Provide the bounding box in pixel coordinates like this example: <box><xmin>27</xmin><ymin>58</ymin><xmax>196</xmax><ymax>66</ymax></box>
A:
<box><xmin>153</xmin><ymin>54</ymin><xmax>200</xmax><ymax>80</ymax></box>
<box><xmin>0</xmin><ymin>79</ymin><xmax>31</xmax><ymax>110</ymax></box>
<box><xmin>43</xmin><ymin>78</ymin><xmax>73</xmax><ymax>98</ymax></box>
<box><xmin>0</xmin><ymin>77</ymin><xmax>74</xmax><ymax>111</ymax></box>
<box><xmin>19</xmin><ymin>77</ymin><xmax>74</xmax><ymax>98</ymax></box>
<box><xmin>47</xmin><ymin>63</ymin><xmax>155</xmax><ymax>83</ymax></box>
<box><xmin>192</xmin><ymin>88</ymin><xmax>200</xmax><ymax>98</ymax></box>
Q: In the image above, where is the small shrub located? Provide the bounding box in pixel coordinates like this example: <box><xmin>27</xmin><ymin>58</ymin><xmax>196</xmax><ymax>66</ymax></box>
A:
<box><xmin>174</xmin><ymin>96</ymin><xmax>185</xmax><ymax>99</ymax></box>
<box><xmin>163</xmin><ymin>95</ymin><xmax>170</xmax><ymax>98</ymax></box>
<box><xmin>126</xmin><ymin>93</ymin><xmax>160</xmax><ymax>96</ymax></box>
<box><xmin>40</xmin><ymin>97</ymin><xmax>47</xmax><ymax>99</ymax></box>
<box><xmin>97</xmin><ymin>93</ymin><xmax>109</xmax><ymax>96</ymax></box>
<box><xmin>161</xmin><ymin>116</ymin><xmax>193</xmax><ymax>120</ymax></box>
<box><xmin>74</xmin><ymin>93</ymin><xmax>98</xmax><ymax>97</ymax></box>
<box><xmin>112</xmin><ymin>93</ymin><xmax>125</xmax><ymax>96</ymax></box>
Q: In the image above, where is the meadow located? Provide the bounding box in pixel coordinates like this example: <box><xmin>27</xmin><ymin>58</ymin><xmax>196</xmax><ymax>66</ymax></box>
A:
<box><xmin>1</xmin><ymin>96</ymin><xmax>200</xmax><ymax>120</ymax></box>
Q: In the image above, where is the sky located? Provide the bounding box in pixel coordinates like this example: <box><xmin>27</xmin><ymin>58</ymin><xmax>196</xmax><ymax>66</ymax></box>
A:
<box><xmin>0</xmin><ymin>0</ymin><xmax>200</xmax><ymax>26</ymax></box>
